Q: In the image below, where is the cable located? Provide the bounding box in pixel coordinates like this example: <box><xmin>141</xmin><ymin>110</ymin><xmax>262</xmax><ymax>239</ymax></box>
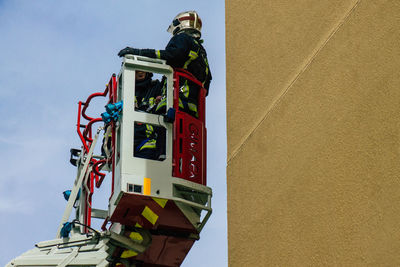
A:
<box><xmin>72</xmin><ymin>219</ymin><xmax>101</xmax><ymax>238</ymax></box>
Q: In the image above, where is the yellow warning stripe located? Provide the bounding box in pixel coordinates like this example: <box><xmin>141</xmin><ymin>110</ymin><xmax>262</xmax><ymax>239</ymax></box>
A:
<box><xmin>119</xmin><ymin>231</ymin><xmax>144</xmax><ymax>259</ymax></box>
<box><xmin>152</xmin><ymin>197</ymin><xmax>168</xmax><ymax>208</ymax></box>
<box><xmin>129</xmin><ymin>232</ymin><xmax>143</xmax><ymax>242</ymax></box>
<box><xmin>120</xmin><ymin>250</ymin><xmax>138</xmax><ymax>258</ymax></box>
<box><xmin>142</xmin><ymin>206</ymin><xmax>159</xmax><ymax>225</ymax></box>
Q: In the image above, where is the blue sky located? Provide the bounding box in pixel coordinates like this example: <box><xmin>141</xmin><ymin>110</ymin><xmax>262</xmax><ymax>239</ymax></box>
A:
<box><xmin>0</xmin><ymin>1</ymin><xmax>226</xmax><ymax>266</ymax></box>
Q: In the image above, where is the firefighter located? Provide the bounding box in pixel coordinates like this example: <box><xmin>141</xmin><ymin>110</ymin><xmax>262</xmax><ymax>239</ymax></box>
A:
<box><xmin>118</xmin><ymin>10</ymin><xmax>212</xmax><ymax>117</ymax></box>
<box><xmin>135</xmin><ymin>71</ymin><xmax>162</xmax><ymax>112</ymax></box>
<box><xmin>134</xmin><ymin>71</ymin><xmax>164</xmax><ymax>160</ymax></box>
<box><xmin>102</xmin><ymin>71</ymin><xmax>163</xmax><ymax>160</ymax></box>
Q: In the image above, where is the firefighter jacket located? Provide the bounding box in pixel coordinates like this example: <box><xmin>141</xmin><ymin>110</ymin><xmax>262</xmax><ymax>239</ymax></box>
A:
<box><xmin>135</xmin><ymin>75</ymin><xmax>162</xmax><ymax>112</ymax></box>
<box><xmin>134</xmin><ymin>123</ymin><xmax>159</xmax><ymax>160</ymax></box>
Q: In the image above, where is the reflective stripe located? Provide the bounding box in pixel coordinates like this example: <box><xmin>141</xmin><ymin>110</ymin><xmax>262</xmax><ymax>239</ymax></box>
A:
<box><xmin>188</xmin><ymin>102</ymin><xmax>197</xmax><ymax>113</ymax></box>
<box><xmin>179</xmin><ymin>98</ymin><xmax>184</xmax><ymax>109</ymax></box>
<box><xmin>156</xmin><ymin>50</ymin><xmax>161</xmax><ymax>59</ymax></box>
<box><xmin>155</xmin><ymin>98</ymin><xmax>166</xmax><ymax>112</ymax></box>
<box><xmin>204</xmin><ymin>58</ymin><xmax>209</xmax><ymax>75</ymax></box>
<box><xmin>179</xmin><ymin>99</ymin><xmax>197</xmax><ymax>113</ymax></box>
<box><xmin>145</xmin><ymin>124</ymin><xmax>154</xmax><ymax>138</ymax></box>
<box><xmin>161</xmin><ymin>80</ymin><xmax>167</xmax><ymax>95</ymax></box>
<box><xmin>183</xmin><ymin>50</ymin><xmax>199</xmax><ymax>69</ymax></box>
<box><xmin>149</xmin><ymin>97</ymin><xmax>155</xmax><ymax>106</ymax></box>
<box><xmin>136</xmin><ymin>138</ymin><xmax>149</xmax><ymax>152</ymax></box>
<box><xmin>140</xmin><ymin>139</ymin><xmax>156</xmax><ymax>150</ymax></box>
<box><xmin>180</xmin><ymin>80</ymin><xmax>190</xmax><ymax>98</ymax></box>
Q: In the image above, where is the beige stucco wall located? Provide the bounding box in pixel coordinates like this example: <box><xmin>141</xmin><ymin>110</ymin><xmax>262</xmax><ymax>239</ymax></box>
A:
<box><xmin>226</xmin><ymin>0</ymin><xmax>400</xmax><ymax>266</ymax></box>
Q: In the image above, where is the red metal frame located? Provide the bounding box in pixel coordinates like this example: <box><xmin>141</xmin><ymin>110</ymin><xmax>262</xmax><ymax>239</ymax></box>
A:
<box><xmin>93</xmin><ymin>159</ymin><xmax>107</xmax><ymax>187</ymax></box>
<box><xmin>172</xmin><ymin>69</ymin><xmax>207</xmax><ymax>185</ymax></box>
<box><xmin>75</xmin><ymin>74</ymin><xmax>117</xmax><ymax>233</ymax></box>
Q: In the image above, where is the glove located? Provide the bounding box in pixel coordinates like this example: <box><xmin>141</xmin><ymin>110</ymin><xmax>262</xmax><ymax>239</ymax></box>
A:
<box><xmin>118</xmin><ymin>47</ymin><xmax>140</xmax><ymax>57</ymax></box>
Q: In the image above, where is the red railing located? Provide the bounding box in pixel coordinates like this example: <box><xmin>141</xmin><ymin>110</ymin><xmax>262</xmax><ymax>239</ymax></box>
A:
<box><xmin>75</xmin><ymin>74</ymin><xmax>117</xmax><ymax>232</ymax></box>
<box><xmin>78</xmin><ymin>75</ymin><xmax>116</xmax><ymax>152</ymax></box>
<box><xmin>172</xmin><ymin>69</ymin><xmax>207</xmax><ymax>185</ymax></box>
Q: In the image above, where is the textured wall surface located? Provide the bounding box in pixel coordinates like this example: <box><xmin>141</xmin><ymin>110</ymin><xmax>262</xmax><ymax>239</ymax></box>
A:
<box><xmin>226</xmin><ymin>0</ymin><xmax>400</xmax><ymax>266</ymax></box>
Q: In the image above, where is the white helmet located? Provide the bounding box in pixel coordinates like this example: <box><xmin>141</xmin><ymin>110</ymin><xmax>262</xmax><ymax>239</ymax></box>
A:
<box><xmin>167</xmin><ymin>11</ymin><xmax>202</xmax><ymax>36</ymax></box>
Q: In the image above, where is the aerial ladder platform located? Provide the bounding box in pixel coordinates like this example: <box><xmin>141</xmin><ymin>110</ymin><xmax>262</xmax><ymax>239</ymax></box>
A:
<box><xmin>7</xmin><ymin>55</ymin><xmax>212</xmax><ymax>267</ymax></box>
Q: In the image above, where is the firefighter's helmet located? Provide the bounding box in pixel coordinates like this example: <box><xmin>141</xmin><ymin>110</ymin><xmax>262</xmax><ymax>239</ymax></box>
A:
<box><xmin>167</xmin><ymin>11</ymin><xmax>202</xmax><ymax>36</ymax></box>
